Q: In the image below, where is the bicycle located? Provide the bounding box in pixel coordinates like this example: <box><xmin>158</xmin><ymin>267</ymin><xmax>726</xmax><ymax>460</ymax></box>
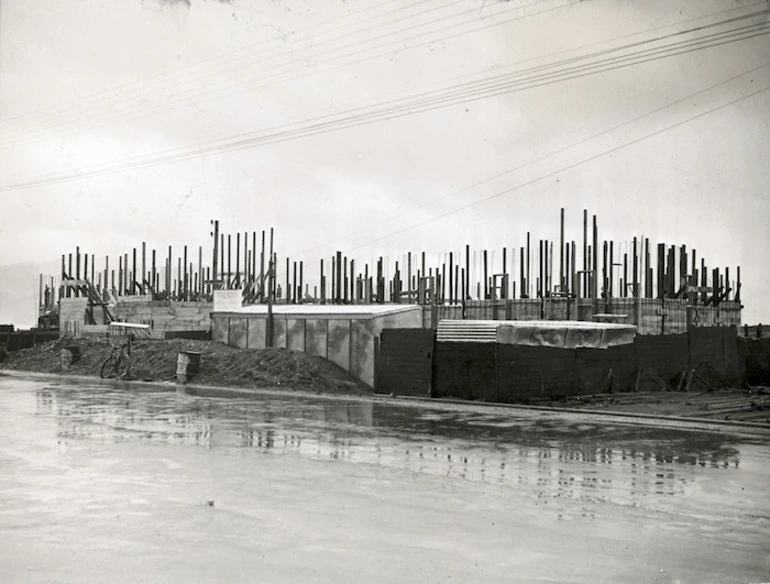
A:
<box><xmin>100</xmin><ymin>341</ymin><xmax>131</xmax><ymax>379</ymax></box>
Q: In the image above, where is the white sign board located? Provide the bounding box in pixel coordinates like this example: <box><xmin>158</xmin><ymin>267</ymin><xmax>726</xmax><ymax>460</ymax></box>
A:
<box><xmin>213</xmin><ymin>289</ymin><xmax>243</xmax><ymax>312</ymax></box>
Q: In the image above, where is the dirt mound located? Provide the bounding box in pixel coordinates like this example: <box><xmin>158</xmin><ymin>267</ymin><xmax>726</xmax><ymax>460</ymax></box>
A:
<box><xmin>0</xmin><ymin>337</ymin><xmax>371</xmax><ymax>395</ymax></box>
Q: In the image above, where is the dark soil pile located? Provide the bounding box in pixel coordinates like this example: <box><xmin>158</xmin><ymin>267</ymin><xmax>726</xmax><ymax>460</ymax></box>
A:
<box><xmin>0</xmin><ymin>337</ymin><xmax>371</xmax><ymax>395</ymax></box>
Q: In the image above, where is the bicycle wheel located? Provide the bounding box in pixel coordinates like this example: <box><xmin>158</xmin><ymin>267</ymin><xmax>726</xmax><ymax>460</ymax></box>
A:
<box><xmin>115</xmin><ymin>352</ymin><xmax>131</xmax><ymax>379</ymax></box>
<box><xmin>100</xmin><ymin>355</ymin><xmax>116</xmax><ymax>379</ymax></box>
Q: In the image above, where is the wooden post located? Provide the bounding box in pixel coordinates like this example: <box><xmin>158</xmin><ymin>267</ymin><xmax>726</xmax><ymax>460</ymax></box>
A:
<box><xmin>559</xmin><ymin>207</ymin><xmax>565</xmax><ymax>291</ymax></box>
<box><xmin>183</xmin><ymin>245</ymin><xmax>188</xmax><ymax>301</ymax></box>
<box><xmin>260</xmin><ymin>231</ymin><xmax>265</xmax><ymax>301</ymax></box>
<box><xmin>141</xmin><ymin>242</ymin><xmax>146</xmax><ymax>294</ymax></box>
<box><xmin>166</xmin><ymin>246</ymin><xmax>172</xmax><ymax>296</ymax></box>
<box><xmin>519</xmin><ymin>247</ymin><xmax>525</xmax><ymax>298</ymax></box>
<box><xmin>226</xmin><ymin>235</ymin><xmax>231</xmax><ymax>289</ymax></box>
<box><xmin>441</xmin><ymin>259</ymin><xmax>446</xmax><ymax>304</ymax></box>
<box><xmin>522</xmin><ymin>231</ymin><xmax>532</xmax><ymax>298</ymax></box>
<box><xmin>454</xmin><ymin>264</ymin><xmax>459</xmax><ymax>303</ymax></box>
<box><xmin>320</xmin><ymin>259</ymin><xmax>326</xmax><ymax>304</ymax></box>
<box><xmin>335</xmin><ymin>251</ymin><xmax>342</xmax><ymax>304</ymax></box>
<box><xmin>632</xmin><ymin>237</ymin><xmax>638</xmax><ymax>299</ymax></box>
<box><xmin>235</xmin><ymin>233</ymin><xmax>241</xmax><ymax>289</ymax></box>
<box><xmin>350</xmin><ymin>259</ymin><xmax>355</xmax><ymax>304</ymax></box>
<box><xmin>211</xmin><ymin>220</ymin><xmax>219</xmax><ymax>291</ymax></box>
<box><xmin>567</xmin><ymin>241</ymin><xmax>580</xmax><ymax>298</ymax></box>
<box><xmin>502</xmin><ymin>247</ymin><xmax>507</xmax><ymax>300</ymax></box>
<box><xmin>198</xmin><ymin>246</ymin><xmax>202</xmax><ymax>298</ymax></box>
<box><xmin>657</xmin><ymin>244</ymin><xmax>665</xmax><ymax>298</ymax></box>
<box><xmin>465</xmin><ymin>244</ymin><xmax>470</xmax><ymax>301</ymax></box>
<box><xmin>406</xmin><ymin>252</ymin><xmax>412</xmax><ymax>298</ymax></box>
<box><xmin>483</xmin><ymin>249</ymin><xmax>489</xmax><ymax>299</ymax></box>
<box><xmin>582</xmin><ymin>210</ymin><xmax>588</xmax><ymax>298</ymax></box>
<box><xmin>243</xmin><ymin>231</ymin><xmax>248</xmax><ymax>285</ymax></box>
<box><xmin>285</xmin><ymin>257</ymin><xmax>290</xmax><ymax>303</ymax></box>
<box><xmin>217</xmin><ymin>234</ymin><xmax>223</xmax><ymax>285</ymax></box>
<box><xmin>679</xmin><ymin>244</ymin><xmax>687</xmax><ymax>293</ymax></box>
<box><xmin>538</xmin><ymin>240</ymin><xmax>544</xmax><ymax>298</ymax></box>
<box><xmin>267</xmin><ymin>230</ymin><xmax>274</xmax><ymax>346</ymax></box>
<box><xmin>620</xmin><ymin>252</ymin><xmax>628</xmax><ymax>298</ymax></box>
<box><xmin>252</xmin><ymin>232</ymin><xmax>257</xmax><ymax>288</ymax></box>
<box><xmin>76</xmin><ymin>247</ymin><xmax>81</xmax><ymax>294</ymax></box>
<box><xmin>592</xmin><ymin>216</ymin><xmax>598</xmax><ymax>300</ymax></box>
<box><xmin>130</xmin><ymin>248</ymin><xmax>136</xmax><ymax>295</ymax></box>
<box><xmin>691</xmin><ymin>249</ymin><xmax>697</xmax><ymax>295</ymax></box>
<box><xmin>609</xmin><ymin>240</ymin><xmax>614</xmax><ymax>298</ymax></box>
<box><xmin>602</xmin><ymin>241</ymin><xmax>608</xmax><ymax>300</ymax></box>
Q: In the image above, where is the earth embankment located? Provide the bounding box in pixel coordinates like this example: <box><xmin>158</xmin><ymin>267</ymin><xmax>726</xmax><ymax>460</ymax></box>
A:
<box><xmin>0</xmin><ymin>337</ymin><xmax>370</xmax><ymax>395</ymax></box>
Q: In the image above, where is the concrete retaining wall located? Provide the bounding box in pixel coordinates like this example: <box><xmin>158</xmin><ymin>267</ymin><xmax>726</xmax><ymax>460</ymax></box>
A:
<box><xmin>211</xmin><ymin>307</ymin><xmax>422</xmax><ymax>387</ymax></box>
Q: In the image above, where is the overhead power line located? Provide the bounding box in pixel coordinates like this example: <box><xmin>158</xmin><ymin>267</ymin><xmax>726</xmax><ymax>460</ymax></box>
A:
<box><xmin>0</xmin><ymin>0</ymin><xmax>411</xmax><ymax>126</ymax></box>
<box><xmin>288</xmin><ymin>62</ymin><xmax>770</xmax><ymax>259</ymax></box>
<box><xmin>0</xmin><ymin>0</ymin><xmax>543</xmax><ymax>144</ymax></box>
<box><xmin>1</xmin><ymin>1</ymin><xmax>764</xmax><ymax>151</ymax></box>
<box><xmin>333</xmin><ymin>84</ymin><xmax>770</xmax><ymax>258</ymax></box>
<box><xmin>1</xmin><ymin>16</ymin><xmax>767</xmax><ymax>192</ymax></box>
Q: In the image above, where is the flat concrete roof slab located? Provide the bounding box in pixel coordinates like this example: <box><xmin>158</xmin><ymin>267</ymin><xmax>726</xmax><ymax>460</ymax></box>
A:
<box><xmin>213</xmin><ymin>303</ymin><xmax>422</xmax><ymax>319</ymax></box>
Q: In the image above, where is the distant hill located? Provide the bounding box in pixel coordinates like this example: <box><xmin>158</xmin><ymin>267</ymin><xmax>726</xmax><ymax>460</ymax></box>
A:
<box><xmin>0</xmin><ymin>260</ymin><xmax>60</xmax><ymax>328</ymax></box>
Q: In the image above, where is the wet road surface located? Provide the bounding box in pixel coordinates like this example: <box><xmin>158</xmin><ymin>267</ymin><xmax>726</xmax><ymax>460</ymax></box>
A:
<box><xmin>1</xmin><ymin>374</ymin><xmax>769</xmax><ymax>583</ymax></box>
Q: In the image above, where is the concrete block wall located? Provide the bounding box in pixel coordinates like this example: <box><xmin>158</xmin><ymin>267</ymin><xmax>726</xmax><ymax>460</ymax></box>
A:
<box><xmin>428</xmin><ymin>298</ymin><xmax>742</xmax><ymax>335</ymax></box>
<box><xmin>114</xmin><ymin>300</ymin><xmax>211</xmax><ymax>335</ymax></box>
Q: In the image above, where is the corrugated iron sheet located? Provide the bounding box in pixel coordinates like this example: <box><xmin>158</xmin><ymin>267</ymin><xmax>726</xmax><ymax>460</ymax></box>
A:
<box><xmin>436</xmin><ymin>320</ymin><xmax>499</xmax><ymax>343</ymax></box>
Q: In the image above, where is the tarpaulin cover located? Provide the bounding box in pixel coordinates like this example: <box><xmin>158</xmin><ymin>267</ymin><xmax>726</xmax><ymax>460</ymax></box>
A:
<box><xmin>437</xmin><ymin>320</ymin><xmax>636</xmax><ymax>349</ymax></box>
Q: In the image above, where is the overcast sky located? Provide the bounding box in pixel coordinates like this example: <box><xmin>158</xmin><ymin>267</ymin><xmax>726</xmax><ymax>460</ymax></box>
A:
<box><xmin>1</xmin><ymin>0</ymin><xmax>769</xmax><ymax>323</ymax></box>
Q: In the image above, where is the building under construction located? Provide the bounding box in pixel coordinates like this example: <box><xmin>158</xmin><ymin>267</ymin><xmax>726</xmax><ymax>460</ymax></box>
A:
<box><xmin>39</xmin><ymin>208</ymin><xmax>741</xmax><ymax>337</ymax></box>
<box><xmin>27</xmin><ymin>206</ymin><xmax>753</xmax><ymax>397</ymax></box>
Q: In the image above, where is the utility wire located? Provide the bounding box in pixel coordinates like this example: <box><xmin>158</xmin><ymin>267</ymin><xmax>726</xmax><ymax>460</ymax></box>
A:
<box><xmin>337</xmin><ymin>85</ymin><xmax>770</xmax><ymax>256</ymax></box>
<box><xmin>0</xmin><ymin>0</ymin><xmax>555</xmax><ymax>148</ymax></box>
<box><xmin>2</xmin><ymin>3</ymin><xmax>763</xmax><ymax>153</ymax></box>
<box><xmin>6</xmin><ymin>0</ymin><xmax>760</xmax><ymax>148</ymax></box>
<box><xmin>0</xmin><ymin>0</ymin><xmax>512</xmax><ymax>139</ymax></box>
<box><xmin>289</xmin><ymin>62</ymin><xmax>770</xmax><ymax>259</ymax></box>
<box><xmin>0</xmin><ymin>0</ymin><xmax>409</xmax><ymax>126</ymax></box>
<box><xmin>3</xmin><ymin>5</ymin><xmax>766</xmax><ymax>157</ymax></box>
<box><xmin>2</xmin><ymin>20</ymin><xmax>766</xmax><ymax>191</ymax></box>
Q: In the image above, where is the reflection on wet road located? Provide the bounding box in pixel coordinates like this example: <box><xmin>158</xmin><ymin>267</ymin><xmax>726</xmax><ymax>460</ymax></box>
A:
<box><xmin>1</xmin><ymin>375</ymin><xmax>769</xmax><ymax>583</ymax></box>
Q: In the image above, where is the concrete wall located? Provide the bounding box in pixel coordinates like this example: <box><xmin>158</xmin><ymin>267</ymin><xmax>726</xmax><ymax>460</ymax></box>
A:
<box><xmin>59</xmin><ymin>298</ymin><xmax>211</xmax><ymax>338</ymax></box>
<box><xmin>210</xmin><ymin>307</ymin><xmax>422</xmax><ymax>387</ymax></box>
<box><xmin>421</xmin><ymin>298</ymin><xmax>741</xmax><ymax>335</ymax></box>
<box><xmin>114</xmin><ymin>300</ymin><xmax>211</xmax><ymax>334</ymax></box>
